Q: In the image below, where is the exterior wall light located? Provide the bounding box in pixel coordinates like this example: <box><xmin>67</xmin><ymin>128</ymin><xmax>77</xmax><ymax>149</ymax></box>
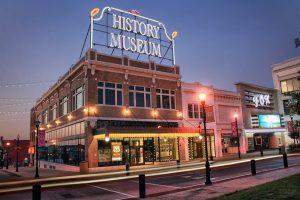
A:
<box><xmin>55</xmin><ymin>120</ymin><xmax>61</xmax><ymax>125</ymax></box>
<box><xmin>177</xmin><ymin>111</ymin><xmax>183</xmax><ymax>118</ymax></box>
<box><xmin>67</xmin><ymin>115</ymin><xmax>72</xmax><ymax>120</ymax></box>
<box><xmin>123</xmin><ymin>107</ymin><xmax>130</xmax><ymax>116</ymax></box>
<box><xmin>104</xmin><ymin>133</ymin><xmax>110</xmax><ymax>142</ymax></box>
<box><xmin>152</xmin><ymin>109</ymin><xmax>158</xmax><ymax>117</ymax></box>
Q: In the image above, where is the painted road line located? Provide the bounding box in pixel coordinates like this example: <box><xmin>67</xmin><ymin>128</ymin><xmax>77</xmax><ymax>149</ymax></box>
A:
<box><xmin>87</xmin><ymin>184</ymin><xmax>136</xmax><ymax>198</ymax></box>
<box><xmin>130</xmin><ymin>180</ymin><xmax>180</xmax><ymax>189</ymax></box>
<box><xmin>191</xmin><ymin>176</ymin><xmax>204</xmax><ymax>180</ymax></box>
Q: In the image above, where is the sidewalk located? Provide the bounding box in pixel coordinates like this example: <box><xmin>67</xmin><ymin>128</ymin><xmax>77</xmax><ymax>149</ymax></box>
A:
<box><xmin>146</xmin><ymin>165</ymin><xmax>300</xmax><ymax>200</ymax></box>
<box><xmin>0</xmin><ymin>150</ymin><xmax>292</xmax><ymax>182</ymax></box>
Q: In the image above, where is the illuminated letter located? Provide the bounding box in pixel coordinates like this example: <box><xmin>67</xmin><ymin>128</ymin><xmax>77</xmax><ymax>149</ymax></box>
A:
<box><xmin>136</xmin><ymin>39</ymin><xmax>145</xmax><ymax>54</ymax></box>
<box><xmin>122</xmin><ymin>35</ymin><xmax>130</xmax><ymax>51</ymax></box>
<box><xmin>130</xmin><ymin>37</ymin><xmax>137</xmax><ymax>52</ymax></box>
<box><xmin>152</xmin><ymin>26</ymin><xmax>160</xmax><ymax>39</ymax></box>
<box><xmin>147</xmin><ymin>24</ymin><xmax>154</xmax><ymax>38</ymax></box>
<box><xmin>139</xmin><ymin>22</ymin><xmax>147</xmax><ymax>36</ymax></box>
<box><xmin>110</xmin><ymin>33</ymin><xmax>121</xmax><ymax>49</ymax></box>
<box><xmin>125</xmin><ymin>18</ymin><xmax>132</xmax><ymax>32</ymax></box>
<box><xmin>152</xmin><ymin>43</ymin><xmax>161</xmax><ymax>57</ymax></box>
<box><xmin>113</xmin><ymin>14</ymin><xmax>123</xmax><ymax>30</ymax></box>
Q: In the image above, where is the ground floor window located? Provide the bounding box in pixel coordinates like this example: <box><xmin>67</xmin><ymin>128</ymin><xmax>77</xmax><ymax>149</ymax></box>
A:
<box><xmin>98</xmin><ymin>137</ymin><xmax>179</xmax><ymax>167</ymax></box>
<box><xmin>188</xmin><ymin>136</ymin><xmax>215</xmax><ymax>159</ymax></box>
<box><xmin>39</xmin><ymin>138</ymin><xmax>85</xmax><ymax>166</ymax></box>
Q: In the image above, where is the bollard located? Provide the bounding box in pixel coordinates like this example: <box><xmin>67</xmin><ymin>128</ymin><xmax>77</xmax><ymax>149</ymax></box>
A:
<box><xmin>125</xmin><ymin>163</ymin><xmax>130</xmax><ymax>176</ymax></box>
<box><xmin>250</xmin><ymin>160</ymin><xmax>256</xmax><ymax>175</ymax></box>
<box><xmin>283</xmin><ymin>153</ymin><xmax>288</xmax><ymax>168</ymax></box>
<box><xmin>139</xmin><ymin>174</ymin><xmax>146</xmax><ymax>198</ymax></box>
<box><xmin>32</xmin><ymin>184</ymin><xmax>41</xmax><ymax>200</ymax></box>
<box><xmin>260</xmin><ymin>147</ymin><xmax>264</xmax><ymax>157</ymax></box>
<box><xmin>176</xmin><ymin>160</ymin><xmax>180</xmax><ymax>169</ymax></box>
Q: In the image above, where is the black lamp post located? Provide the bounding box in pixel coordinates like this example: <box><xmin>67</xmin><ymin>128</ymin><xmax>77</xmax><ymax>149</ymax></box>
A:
<box><xmin>234</xmin><ymin>114</ymin><xmax>241</xmax><ymax>159</ymax></box>
<box><xmin>34</xmin><ymin>120</ymin><xmax>40</xmax><ymax>178</ymax></box>
<box><xmin>199</xmin><ymin>93</ymin><xmax>212</xmax><ymax>185</ymax></box>
<box><xmin>16</xmin><ymin>134</ymin><xmax>20</xmax><ymax>172</ymax></box>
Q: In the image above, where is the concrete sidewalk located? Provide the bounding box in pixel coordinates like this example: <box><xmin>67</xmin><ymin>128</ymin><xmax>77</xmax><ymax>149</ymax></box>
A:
<box><xmin>146</xmin><ymin>165</ymin><xmax>300</xmax><ymax>200</ymax></box>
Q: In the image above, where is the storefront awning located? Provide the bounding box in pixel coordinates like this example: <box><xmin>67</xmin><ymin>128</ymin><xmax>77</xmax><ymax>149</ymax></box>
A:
<box><xmin>93</xmin><ymin>127</ymin><xmax>214</xmax><ymax>138</ymax></box>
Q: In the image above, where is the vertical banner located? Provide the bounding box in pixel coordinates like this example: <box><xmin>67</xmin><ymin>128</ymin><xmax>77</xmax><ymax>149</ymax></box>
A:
<box><xmin>38</xmin><ymin>130</ymin><xmax>46</xmax><ymax>147</ymax></box>
<box><xmin>231</xmin><ymin>122</ymin><xmax>237</xmax><ymax>135</ymax></box>
<box><xmin>287</xmin><ymin>121</ymin><xmax>294</xmax><ymax>132</ymax></box>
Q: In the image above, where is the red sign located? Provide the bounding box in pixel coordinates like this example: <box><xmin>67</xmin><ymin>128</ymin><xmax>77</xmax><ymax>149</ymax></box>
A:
<box><xmin>38</xmin><ymin>130</ymin><xmax>46</xmax><ymax>147</ymax></box>
<box><xmin>288</xmin><ymin>121</ymin><xmax>294</xmax><ymax>132</ymax></box>
<box><xmin>231</xmin><ymin>122</ymin><xmax>237</xmax><ymax>135</ymax></box>
<box><xmin>111</xmin><ymin>142</ymin><xmax>122</xmax><ymax>161</ymax></box>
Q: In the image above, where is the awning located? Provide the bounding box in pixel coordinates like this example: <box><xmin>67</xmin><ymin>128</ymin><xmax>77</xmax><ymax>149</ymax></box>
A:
<box><xmin>93</xmin><ymin>127</ymin><xmax>214</xmax><ymax>138</ymax></box>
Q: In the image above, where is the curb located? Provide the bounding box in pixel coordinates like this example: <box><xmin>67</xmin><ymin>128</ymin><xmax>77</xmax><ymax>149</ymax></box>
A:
<box><xmin>2</xmin><ymin>170</ymin><xmax>21</xmax><ymax>177</ymax></box>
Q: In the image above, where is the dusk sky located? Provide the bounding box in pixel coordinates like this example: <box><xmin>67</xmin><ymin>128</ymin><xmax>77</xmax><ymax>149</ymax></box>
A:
<box><xmin>1</xmin><ymin>0</ymin><xmax>300</xmax><ymax>139</ymax></box>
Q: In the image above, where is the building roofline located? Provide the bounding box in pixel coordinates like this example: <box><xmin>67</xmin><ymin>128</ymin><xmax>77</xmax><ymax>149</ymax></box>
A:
<box><xmin>235</xmin><ymin>82</ymin><xmax>276</xmax><ymax>91</ymax></box>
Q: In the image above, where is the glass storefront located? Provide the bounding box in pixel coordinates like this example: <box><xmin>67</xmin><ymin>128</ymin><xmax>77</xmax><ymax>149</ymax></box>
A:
<box><xmin>188</xmin><ymin>136</ymin><xmax>215</xmax><ymax>159</ymax></box>
<box><xmin>98</xmin><ymin>137</ymin><xmax>179</xmax><ymax>166</ymax></box>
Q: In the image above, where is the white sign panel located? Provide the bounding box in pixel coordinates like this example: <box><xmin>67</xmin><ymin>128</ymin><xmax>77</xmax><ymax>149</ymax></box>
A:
<box><xmin>252</xmin><ymin>94</ymin><xmax>270</xmax><ymax>108</ymax></box>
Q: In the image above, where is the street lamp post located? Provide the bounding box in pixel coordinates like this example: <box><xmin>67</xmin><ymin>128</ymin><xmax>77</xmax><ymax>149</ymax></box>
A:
<box><xmin>234</xmin><ymin>114</ymin><xmax>241</xmax><ymax>159</ymax></box>
<box><xmin>5</xmin><ymin>142</ymin><xmax>11</xmax><ymax>169</ymax></box>
<box><xmin>16</xmin><ymin>134</ymin><xmax>20</xmax><ymax>172</ymax></box>
<box><xmin>199</xmin><ymin>93</ymin><xmax>212</xmax><ymax>185</ymax></box>
<box><xmin>34</xmin><ymin>120</ymin><xmax>41</xmax><ymax>178</ymax></box>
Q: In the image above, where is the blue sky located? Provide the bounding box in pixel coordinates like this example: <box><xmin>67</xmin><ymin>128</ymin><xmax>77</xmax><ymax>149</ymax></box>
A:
<box><xmin>0</xmin><ymin>0</ymin><xmax>300</xmax><ymax>139</ymax></box>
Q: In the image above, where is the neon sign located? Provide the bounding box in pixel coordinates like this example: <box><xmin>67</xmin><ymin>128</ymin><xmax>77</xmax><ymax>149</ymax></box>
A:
<box><xmin>90</xmin><ymin>7</ymin><xmax>177</xmax><ymax>65</ymax></box>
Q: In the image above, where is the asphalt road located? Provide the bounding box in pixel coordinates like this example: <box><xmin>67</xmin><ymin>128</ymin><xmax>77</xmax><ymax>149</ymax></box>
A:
<box><xmin>0</xmin><ymin>155</ymin><xmax>299</xmax><ymax>200</ymax></box>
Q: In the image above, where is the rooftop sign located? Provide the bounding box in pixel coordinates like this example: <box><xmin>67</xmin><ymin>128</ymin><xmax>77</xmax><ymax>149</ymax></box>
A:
<box><xmin>90</xmin><ymin>7</ymin><xmax>177</xmax><ymax>65</ymax></box>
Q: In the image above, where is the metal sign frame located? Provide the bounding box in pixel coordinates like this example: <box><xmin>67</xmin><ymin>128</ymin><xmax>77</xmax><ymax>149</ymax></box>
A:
<box><xmin>90</xmin><ymin>7</ymin><xmax>177</xmax><ymax>66</ymax></box>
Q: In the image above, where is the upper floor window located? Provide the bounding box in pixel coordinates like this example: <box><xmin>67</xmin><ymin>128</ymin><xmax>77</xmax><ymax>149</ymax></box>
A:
<box><xmin>59</xmin><ymin>96</ymin><xmax>68</xmax><ymax>117</ymax></box>
<box><xmin>188</xmin><ymin>104</ymin><xmax>203</xmax><ymax>119</ymax></box>
<box><xmin>156</xmin><ymin>89</ymin><xmax>175</xmax><ymax>109</ymax></box>
<box><xmin>280</xmin><ymin>77</ymin><xmax>299</xmax><ymax>93</ymax></box>
<box><xmin>97</xmin><ymin>82</ymin><xmax>122</xmax><ymax>106</ymax></box>
<box><xmin>42</xmin><ymin>110</ymin><xmax>48</xmax><ymax>124</ymax></box>
<box><xmin>49</xmin><ymin>104</ymin><xmax>57</xmax><ymax>121</ymax></box>
<box><xmin>129</xmin><ymin>85</ymin><xmax>151</xmax><ymax>108</ymax></box>
<box><xmin>72</xmin><ymin>85</ymin><xmax>85</xmax><ymax>111</ymax></box>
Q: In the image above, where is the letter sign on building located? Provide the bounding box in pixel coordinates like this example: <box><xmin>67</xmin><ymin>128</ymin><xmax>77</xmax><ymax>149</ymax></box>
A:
<box><xmin>252</xmin><ymin>94</ymin><xmax>270</xmax><ymax>108</ymax></box>
<box><xmin>89</xmin><ymin>7</ymin><xmax>177</xmax><ymax>65</ymax></box>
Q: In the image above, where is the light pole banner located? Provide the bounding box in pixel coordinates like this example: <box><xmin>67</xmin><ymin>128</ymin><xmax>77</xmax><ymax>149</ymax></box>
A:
<box><xmin>231</xmin><ymin>122</ymin><xmax>237</xmax><ymax>135</ymax></box>
<box><xmin>38</xmin><ymin>130</ymin><xmax>46</xmax><ymax>147</ymax></box>
<box><xmin>287</xmin><ymin>121</ymin><xmax>294</xmax><ymax>132</ymax></box>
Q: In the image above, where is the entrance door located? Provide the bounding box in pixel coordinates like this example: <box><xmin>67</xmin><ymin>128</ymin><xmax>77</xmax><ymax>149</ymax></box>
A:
<box><xmin>193</xmin><ymin>139</ymin><xmax>203</xmax><ymax>158</ymax></box>
<box><xmin>129</xmin><ymin>138</ymin><xmax>144</xmax><ymax>165</ymax></box>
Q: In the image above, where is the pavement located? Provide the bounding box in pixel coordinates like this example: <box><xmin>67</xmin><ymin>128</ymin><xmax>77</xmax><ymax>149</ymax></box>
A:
<box><xmin>146</xmin><ymin>165</ymin><xmax>300</xmax><ymax>200</ymax></box>
<box><xmin>0</xmin><ymin>150</ymin><xmax>298</xmax><ymax>200</ymax></box>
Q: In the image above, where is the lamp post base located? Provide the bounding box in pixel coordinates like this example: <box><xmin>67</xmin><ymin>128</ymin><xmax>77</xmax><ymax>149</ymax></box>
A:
<box><xmin>210</xmin><ymin>156</ymin><xmax>213</xmax><ymax>161</ymax></box>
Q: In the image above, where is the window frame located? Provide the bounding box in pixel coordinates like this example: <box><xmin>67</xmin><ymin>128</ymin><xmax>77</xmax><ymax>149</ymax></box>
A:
<box><xmin>156</xmin><ymin>89</ymin><xmax>176</xmax><ymax>110</ymax></box>
<box><xmin>128</xmin><ymin>85</ymin><xmax>151</xmax><ymax>108</ymax></box>
<box><xmin>97</xmin><ymin>82</ymin><xmax>123</xmax><ymax>106</ymax></box>
<box><xmin>72</xmin><ymin>85</ymin><xmax>85</xmax><ymax>111</ymax></box>
<box><xmin>59</xmin><ymin>96</ymin><xmax>68</xmax><ymax>117</ymax></box>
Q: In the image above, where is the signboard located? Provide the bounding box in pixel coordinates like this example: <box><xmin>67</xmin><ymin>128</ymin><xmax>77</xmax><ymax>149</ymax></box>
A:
<box><xmin>38</xmin><ymin>130</ymin><xmax>46</xmax><ymax>147</ymax></box>
<box><xmin>231</xmin><ymin>122</ymin><xmax>237</xmax><ymax>135</ymax></box>
<box><xmin>288</xmin><ymin>121</ymin><xmax>294</xmax><ymax>132</ymax></box>
<box><xmin>111</xmin><ymin>142</ymin><xmax>122</xmax><ymax>161</ymax></box>
<box><xmin>89</xmin><ymin>7</ymin><xmax>177</xmax><ymax>65</ymax></box>
<box><xmin>258</xmin><ymin>114</ymin><xmax>281</xmax><ymax>128</ymax></box>
<box><xmin>253</xmin><ymin>94</ymin><xmax>270</xmax><ymax>108</ymax></box>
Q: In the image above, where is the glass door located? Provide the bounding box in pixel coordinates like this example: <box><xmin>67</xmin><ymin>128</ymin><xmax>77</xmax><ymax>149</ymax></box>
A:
<box><xmin>129</xmin><ymin>138</ymin><xmax>144</xmax><ymax>165</ymax></box>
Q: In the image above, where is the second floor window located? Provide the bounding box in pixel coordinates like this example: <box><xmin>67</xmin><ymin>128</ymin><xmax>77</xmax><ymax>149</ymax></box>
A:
<box><xmin>49</xmin><ymin>104</ymin><xmax>57</xmax><ymax>121</ymax></box>
<box><xmin>42</xmin><ymin>110</ymin><xmax>48</xmax><ymax>124</ymax></box>
<box><xmin>188</xmin><ymin>103</ymin><xmax>203</xmax><ymax>119</ymax></box>
<box><xmin>156</xmin><ymin>89</ymin><xmax>175</xmax><ymax>109</ymax></box>
<box><xmin>59</xmin><ymin>96</ymin><xmax>68</xmax><ymax>116</ymax></box>
<box><xmin>72</xmin><ymin>85</ymin><xmax>85</xmax><ymax>111</ymax></box>
<box><xmin>129</xmin><ymin>86</ymin><xmax>151</xmax><ymax>108</ymax></box>
<box><xmin>97</xmin><ymin>82</ymin><xmax>122</xmax><ymax>106</ymax></box>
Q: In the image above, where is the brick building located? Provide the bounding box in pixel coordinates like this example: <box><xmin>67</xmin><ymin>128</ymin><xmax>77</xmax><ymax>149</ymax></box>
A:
<box><xmin>30</xmin><ymin>49</ymin><xmax>200</xmax><ymax>170</ymax></box>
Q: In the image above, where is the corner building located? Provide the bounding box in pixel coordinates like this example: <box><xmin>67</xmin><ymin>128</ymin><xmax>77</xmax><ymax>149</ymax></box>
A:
<box><xmin>30</xmin><ymin>49</ymin><xmax>200</xmax><ymax>170</ymax></box>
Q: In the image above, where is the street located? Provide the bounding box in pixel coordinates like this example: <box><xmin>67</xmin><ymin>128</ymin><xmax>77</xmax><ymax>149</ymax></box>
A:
<box><xmin>0</xmin><ymin>155</ymin><xmax>299</xmax><ymax>200</ymax></box>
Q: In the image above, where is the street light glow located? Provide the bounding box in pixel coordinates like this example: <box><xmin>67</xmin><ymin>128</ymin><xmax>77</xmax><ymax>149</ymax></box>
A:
<box><xmin>199</xmin><ymin>93</ymin><xmax>206</xmax><ymax>102</ymax></box>
<box><xmin>6</xmin><ymin>142</ymin><xmax>10</xmax><ymax>146</ymax></box>
<box><xmin>234</xmin><ymin>114</ymin><xmax>238</xmax><ymax>119</ymax></box>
